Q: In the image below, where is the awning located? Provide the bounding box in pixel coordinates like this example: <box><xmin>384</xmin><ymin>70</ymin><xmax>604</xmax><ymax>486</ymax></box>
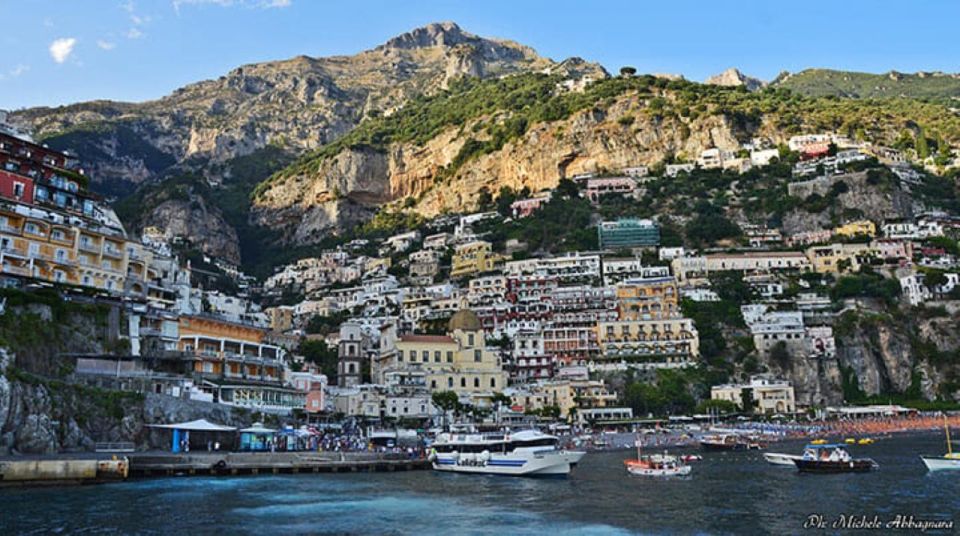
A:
<box><xmin>148</xmin><ymin>419</ymin><xmax>237</xmax><ymax>432</ymax></box>
<box><xmin>239</xmin><ymin>426</ymin><xmax>276</xmax><ymax>434</ymax></box>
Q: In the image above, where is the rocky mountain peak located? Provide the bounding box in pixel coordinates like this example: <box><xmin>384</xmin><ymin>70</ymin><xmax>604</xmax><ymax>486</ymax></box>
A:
<box><xmin>378</xmin><ymin>21</ymin><xmax>473</xmax><ymax>50</ymax></box>
<box><xmin>706</xmin><ymin>67</ymin><xmax>765</xmax><ymax>91</ymax></box>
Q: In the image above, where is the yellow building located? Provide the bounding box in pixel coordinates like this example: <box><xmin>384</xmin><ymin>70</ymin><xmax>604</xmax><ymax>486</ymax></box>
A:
<box><xmin>711</xmin><ymin>375</ymin><xmax>796</xmax><ymax>414</ymax></box>
<box><xmin>510</xmin><ymin>379</ymin><xmax>618</xmax><ymax>419</ymax></box>
<box><xmin>177</xmin><ymin>315</ymin><xmax>284</xmax><ymax>381</ymax></box>
<box><xmin>393</xmin><ymin>309</ymin><xmax>507</xmax><ymax>405</ymax></box>
<box><xmin>0</xmin><ymin>204</ymin><xmax>141</xmax><ymax>294</ymax></box>
<box><xmin>596</xmin><ymin>318</ymin><xmax>699</xmax><ymax>366</ymax></box>
<box><xmin>805</xmin><ymin>243</ymin><xmax>872</xmax><ymax>274</ymax></box>
<box><xmin>451</xmin><ymin>240</ymin><xmax>498</xmax><ymax>278</ymax></box>
<box><xmin>0</xmin><ymin>207</ymin><xmax>80</xmax><ymax>285</ymax></box>
<box><xmin>615</xmin><ymin>268</ymin><xmax>679</xmax><ymax>320</ymax></box>
<box><xmin>833</xmin><ymin>219</ymin><xmax>876</xmax><ymax>238</ymax></box>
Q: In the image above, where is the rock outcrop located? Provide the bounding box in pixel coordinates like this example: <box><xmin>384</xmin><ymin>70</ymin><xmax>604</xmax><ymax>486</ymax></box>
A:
<box><xmin>705</xmin><ymin>68</ymin><xmax>765</xmax><ymax>91</ymax></box>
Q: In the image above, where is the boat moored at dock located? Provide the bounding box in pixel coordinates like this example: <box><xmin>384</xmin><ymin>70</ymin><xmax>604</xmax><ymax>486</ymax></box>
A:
<box><xmin>429</xmin><ymin>430</ymin><xmax>581</xmax><ymax>476</ymax></box>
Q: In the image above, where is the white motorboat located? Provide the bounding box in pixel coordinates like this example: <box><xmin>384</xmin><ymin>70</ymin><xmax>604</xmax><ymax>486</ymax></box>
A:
<box><xmin>429</xmin><ymin>429</ymin><xmax>578</xmax><ymax>476</ymax></box>
<box><xmin>921</xmin><ymin>416</ymin><xmax>960</xmax><ymax>472</ymax></box>
<box><xmin>763</xmin><ymin>452</ymin><xmax>803</xmax><ymax>466</ymax></box>
<box><xmin>625</xmin><ymin>452</ymin><xmax>691</xmax><ymax>477</ymax></box>
<box><xmin>624</xmin><ymin>439</ymin><xmax>691</xmax><ymax>477</ymax></box>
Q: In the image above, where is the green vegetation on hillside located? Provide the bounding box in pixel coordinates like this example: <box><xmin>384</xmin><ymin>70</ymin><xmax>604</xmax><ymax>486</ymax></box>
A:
<box><xmin>257</xmin><ymin>70</ymin><xmax>960</xmax><ymax>201</ymax></box>
<box><xmin>775</xmin><ymin>68</ymin><xmax>960</xmax><ymax>100</ymax></box>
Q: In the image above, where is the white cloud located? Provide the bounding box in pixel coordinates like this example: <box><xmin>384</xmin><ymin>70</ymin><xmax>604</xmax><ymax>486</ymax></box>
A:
<box><xmin>49</xmin><ymin>37</ymin><xmax>77</xmax><ymax>64</ymax></box>
<box><xmin>172</xmin><ymin>0</ymin><xmax>291</xmax><ymax>14</ymax></box>
<box><xmin>120</xmin><ymin>0</ymin><xmax>135</xmax><ymax>13</ymax></box>
<box><xmin>126</xmin><ymin>27</ymin><xmax>144</xmax><ymax>39</ymax></box>
<box><xmin>0</xmin><ymin>64</ymin><xmax>29</xmax><ymax>81</ymax></box>
<box><xmin>97</xmin><ymin>40</ymin><xmax>117</xmax><ymax>50</ymax></box>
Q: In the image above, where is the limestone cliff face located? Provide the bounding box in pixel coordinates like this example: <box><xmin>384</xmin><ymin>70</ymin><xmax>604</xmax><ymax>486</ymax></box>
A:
<box><xmin>11</xmin><ymin>22</ymin><xmax>565</xmax><ymax>193</ymax></box>
<box><xmin>252</xmin><ymin>92</ymin><xmax>762</xmax><ymax>243</ymax></box>
<box><xmin>142</xmin><ymin>197</ymin><xmax>241</xmax><ymax>264</ymax></box>
<box><xmin>705</xmin><ymin>68</ymin><xmax>765</xmax><ymax>91</ymax></box>
<box><xmin>759</xmin><ymin>307</ymin><xmax>960</xmax><ymax>406</ymax></box>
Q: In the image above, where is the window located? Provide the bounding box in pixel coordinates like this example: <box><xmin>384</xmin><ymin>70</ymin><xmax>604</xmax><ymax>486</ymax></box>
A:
<box><xmin>446</xmin><ymin>351</ymin><xmax>453</xmax><ymax>363</ymax></box>
<box><xmin>447</xmin><ymin>377</ymin><xmax>453</xmax><ymax>388</ymax></box>
<box><xmin>460</xmin><ymin>377</ymin><xmax>466</xmax><ymax>388</ymax></box>
<box><xmin>55</xmin><ymin>249</ymin><xmax>67</xmax><ymax>261</ymax></box>
<box><xmin>54</xmin><ymin>270</ymin><xmax>66</xmax><ymax>283</ymax></box>
<box><xmin>422</xmin><ymin>350</ymin><xmax>429</xmax><ymax>362</ymax></box>
<box><xmin>467</xmin><ymin>333</ymin><xmax>474</xmax><ymax>346</ymax></box>
<box><xmin>397</xmin><ymin>350</ymin><xmax>403</xmax><ymax>362</ymax></box>
<box><xmin>474</xmin><ymin>349</ymin><xmax>481</xmax><ymax>362</ymax></box>
<box><xmin>490</xmin><ymin>378</ymin><xmax>496</xmax><ymax>388</ymax></box>
<box><xmin>28</xmin><ymin>243</ymin><xmax>39</xmax><ymax>257</ymax></box>
<box><xmin>13</xmin><ymin>182</ymin><xmax>24</xmax><ymax>198</ymax></box>
<box><xmin>434</xmin><ymin>351</ymin><xmax>441</xmax><ymax>363</ymax></box>
<box><xmin>51</xmin><ymin>229</ymin><xmax>64</xmax><ymax>241</ymax></box>
<box><xmin>431</xmin><ymin>380</ymin><xmax>436</xmax><ymax>389</ymax></box>
<box><xmin>24</xmin><ymin>223</ymin><xmax>39</xmax><ymax>235</ymax></box>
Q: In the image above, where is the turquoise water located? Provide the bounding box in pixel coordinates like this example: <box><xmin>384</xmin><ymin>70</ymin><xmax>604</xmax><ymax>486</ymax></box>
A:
<box><xmin>2</xmin><ymin>433</ymin><xmax>958</xmax><ymax>535</ymax></box>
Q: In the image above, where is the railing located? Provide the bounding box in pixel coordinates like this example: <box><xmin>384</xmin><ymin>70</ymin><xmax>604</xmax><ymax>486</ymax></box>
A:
<box><xmin>78</xmin><ymin>242</ymin><xmax>100</xmax><ymax>254</ymax></box>
<box><xmin>95</xmin><ymin>441</ymin><xmax>135</xmax><ymax>453</ymax></box>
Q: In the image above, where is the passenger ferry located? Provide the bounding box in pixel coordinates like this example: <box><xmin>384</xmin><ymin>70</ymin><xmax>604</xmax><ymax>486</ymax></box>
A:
<box><xmin>428</xmin><ymin>430</ymin><xmax>585</xmax><ymax>476</ymax></box>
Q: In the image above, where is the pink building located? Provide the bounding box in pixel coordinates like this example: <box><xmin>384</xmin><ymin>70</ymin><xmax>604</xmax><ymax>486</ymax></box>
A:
<box><xmin>510</xmin><ymin>192</ymin><xmax>552</xmax><ymax>218</ymax></box>
<box><xmin>584</xmin><ymin>177</ymin><xmax>637</xmax><ymax>203</ymax></box>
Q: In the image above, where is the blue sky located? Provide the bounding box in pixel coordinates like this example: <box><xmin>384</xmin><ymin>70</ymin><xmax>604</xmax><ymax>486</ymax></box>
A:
<box><xmin>2</xmin><ymin>0</ymin><xmax>959</xmax><ymax>110</ymax></box>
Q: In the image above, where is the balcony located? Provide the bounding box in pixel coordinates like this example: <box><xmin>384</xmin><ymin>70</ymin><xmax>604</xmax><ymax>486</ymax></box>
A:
<box><xmin>78</xmin><ymin>242</ymin><xmax>100</xmax><ymax>254</ymax></box>
<box><xmin>0</xmin><ymin>223</ymin><xmax>20</xmax><ymax>234</ymax></box>
<box><xmin>103</xmin><ymin>247</ymin><xmax>124</xmax><ymax>259</ymax></box>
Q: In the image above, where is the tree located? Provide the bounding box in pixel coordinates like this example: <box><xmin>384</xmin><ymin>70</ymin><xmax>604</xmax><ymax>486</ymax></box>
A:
<box><xmin>619</xmin><ymin>66</ymin><xmax>637</xmax><ymax>77</ymax></box>
<box><xmin>916</xmin><ymin>128</ymin><xmax>930</xmax><ymax>159</ymax></box>
<box><xmin>740</xmin><ymin>387</ymin><xmax>755</xmax><ymax>414</ymax></box>
<box><xmin>769</xmin><ymin>341</ymin><xmax>791</xmax><ymax>369</ymax></box>
<box><xmin>476</xmin><ymin>187</ymin><xmax>494</xmax><ymax>210</ymax></box>
<box><xmin>299</xmin><ymin>339</ymin><xmax>339</xmax><ymax>380</ymax></box>
<box><xmin>495</xmin><ymin>186</ymin><xmax>518</xmax><ymax>217</ymax></box>
<box><xmin>432</xmin><ymin>391</ymin><xmax>461</xmax><ymax>427</ymax></box>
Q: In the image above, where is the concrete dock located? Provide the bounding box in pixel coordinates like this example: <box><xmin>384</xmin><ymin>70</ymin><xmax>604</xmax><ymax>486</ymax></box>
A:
<box><xmin>0</xmin><ymin>455</ymin><xmax>128</xmax><ymax>486</ymax></box>
<box><xmin>128</xmin><ymin>451</ymin><xmax>430</xmax><ymax>477</ymax></box>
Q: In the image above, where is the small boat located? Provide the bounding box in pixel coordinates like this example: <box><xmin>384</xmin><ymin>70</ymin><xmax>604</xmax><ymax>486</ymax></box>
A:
<box><xmin>625</xmin><ymin>441</ymin><xmax>690</xmax><ymax>477</ymax></box>
<box><xmin>793</xmin><ymin>444</ymin><xmax>878</xmax><ymax>473</ymax></box>
<box><xmin>920</xmin><ymin>416</ymin><xmax>960</xmax><ymax>472</ymax></box>
<box><xmin>844</xmin><ymin>438</ymin><xmax>856</xmax><ymax>444</ymax></box>
<box><xmin>857</xmin><ymin>438</ymin><xmax>874</xmax><ymax>445</ymax></box>
<box><xmin>700</xmin><ymin>433</ymin><xmax>763</xmax><ymax>451</ymax></box>
<box><xmin>680</xmin><ymin>454</ymin><xmax>702</xmax><ymax>463</ymax></box>
<box><xmin>763</xmin><ymin>452</ymin><xmax>803</xmax><ymax>466</ymax></box>
<box><xmin>810</xmin><ymin>439</ymin><xmax>828</xmax><ymax>445</ymax></box>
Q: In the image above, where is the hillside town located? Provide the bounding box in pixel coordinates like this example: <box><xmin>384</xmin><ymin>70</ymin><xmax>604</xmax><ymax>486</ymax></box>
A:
<box><xmin>2</xmin><ymin>114</ymin><xmax>958</xmax><ymax>433</ymax></box>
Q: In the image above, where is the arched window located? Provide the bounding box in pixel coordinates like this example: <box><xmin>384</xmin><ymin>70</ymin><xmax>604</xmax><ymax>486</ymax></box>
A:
<box><xmin>473</xmin><ymin>378</ymin><xmax>480</xmax><ymax>388</ymax></box>
<box><xmin>490</xmin><ymin>378</ymin><xmax>496</xmax><ymax>388</ymax></box>
<box><xmin>460</xmin><ymin>377</ymin><xmax>466</xmax><ymax>388</ymax></box>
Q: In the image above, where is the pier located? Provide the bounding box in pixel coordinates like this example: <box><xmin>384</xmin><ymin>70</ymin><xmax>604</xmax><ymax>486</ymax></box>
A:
<box><xmin>127</xmin><ymin>451</ymin><xmax>430</xmax><ymax>477</ymax></box>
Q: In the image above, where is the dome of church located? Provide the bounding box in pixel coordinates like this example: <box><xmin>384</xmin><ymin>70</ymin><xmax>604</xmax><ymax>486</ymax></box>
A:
<box><xmin>448</xmin><ymin>309</ymin><xmax>482</xmax><ymax>332</ymax></box>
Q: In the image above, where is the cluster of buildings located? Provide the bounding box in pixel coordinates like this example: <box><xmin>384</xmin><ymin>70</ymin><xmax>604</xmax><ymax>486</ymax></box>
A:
<box><xmin>6</xmin><ymin>116</ymin><xmax>959</xmax><ymax>425</ymax></box>
<box><xmin>0</xmin><ymin>125</ymin><xmax>322</xmax><ymax>416</ymax></box>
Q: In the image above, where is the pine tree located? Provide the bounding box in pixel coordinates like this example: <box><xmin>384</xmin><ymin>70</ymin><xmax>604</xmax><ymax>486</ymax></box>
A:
<box><xmin>916</xmin><ymin>127</ymin><xmax>930</xmax><ymax>159</ymax></box>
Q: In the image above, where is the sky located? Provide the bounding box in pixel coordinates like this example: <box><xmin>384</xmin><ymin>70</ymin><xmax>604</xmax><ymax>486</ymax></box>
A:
<box><xmin>2</xmin><ymin>0</ymin><xmax>960</xmax><ymax>110</ymax></box>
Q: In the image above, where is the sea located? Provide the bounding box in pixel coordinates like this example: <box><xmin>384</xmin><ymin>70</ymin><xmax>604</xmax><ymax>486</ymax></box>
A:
<box><xmin>2</xmin><ymin>432</ymin><xmax>957</xmax><ymax>535</ymax></box>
